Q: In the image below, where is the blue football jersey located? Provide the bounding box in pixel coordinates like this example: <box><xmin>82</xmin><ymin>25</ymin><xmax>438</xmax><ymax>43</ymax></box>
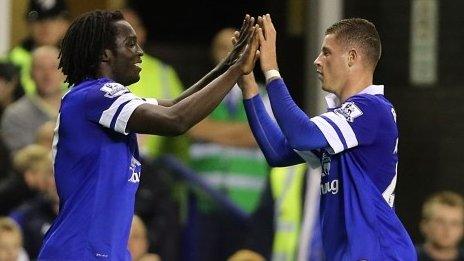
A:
<box><xmin>38</xmin><ymin>78</ymin><xmax>156</xmax><ymax>260</ymax></box>
<box><xmin>298</xmin><ymin>85</ymin><xmax>415</xmax><ymax>260</ymax></box>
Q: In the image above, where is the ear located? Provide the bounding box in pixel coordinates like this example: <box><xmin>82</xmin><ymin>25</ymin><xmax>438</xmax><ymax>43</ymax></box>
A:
<box><xmin>101</xmin><ymin>49</ymin><xmax>112</xmax><ymax>63</ymax></box>
<box><xmin>347</xmin><ymin>49</ymin><xmax>357</xmax><ymax>67</ymax></box>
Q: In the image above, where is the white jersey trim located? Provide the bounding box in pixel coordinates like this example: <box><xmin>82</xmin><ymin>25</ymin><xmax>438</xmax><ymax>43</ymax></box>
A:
<box><xmin>383</xmin><ymin>173</ymin><xmax>397</xmax><ymax>208</ymax></box>
<box><xmin>114</xmin><ymin>99</ymin><xmax>146</xmax><ymax>135</ymax></box>
<box><xmin>51</xmin><ymin>113</ymin><xmax>61</xmax><ymax>164</ymax></box>
<box><xmin>321</xmin><ymin>112</ymin><xmax>358</xmax><ymax>149</ymax></box>
<box><xmin>310</xmin><ymin>116</ymin><xmax>344</xmax><ymax>154</ymax></box>
<box><xmin>99</xmin><ymin>93</ymin><xmax>138</xmax><ymax>128</ymax></box>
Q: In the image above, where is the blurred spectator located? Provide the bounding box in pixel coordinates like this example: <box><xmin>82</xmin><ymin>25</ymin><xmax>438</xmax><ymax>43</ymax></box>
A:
<box><xmin>0</xmin><ymin>145</ymin><xmax>52</xmax><ymax>215</ymax></box>
<box><xmin>186</xmin><ymin>27</ymin><xmax>270</xmax><ymax>261</ymax></box>
<box><xmin>0</xmin><ymin>217</ymin><xmax>29</xmax><ymax>261</ymax></box>
<box><xmin>0</xmin><ymin>62</ymin><xmax>24</xmax><ymax>118</ymax></box>
<box><xmin>128</xmin><ymin>215</ymin><xmax>161</xmax><ymax>261</ymax></box>
<box><xmin>229</xmin><ymin>164</ymin><xmax>308</xmax><ymax>261</ymax></box>
<box><xmin>35</xmin><ymin>121</ymin><xmax>55</xmax><ymax>150</ymax></box>
<box><xmin>121</xmin><ymin>7</ymin><xmax>189</xmax><ymax>161</ymax></box>
<box><xmin>1</xmin><ymin>46</ymin><xmax>63</xmax><ymax>153</ymax></box>
<box><xmin>9</xmin><ymin>152</ymin><xmax>56</xmax><ymax>259</ymax></box>
<box><xmin>6</xmin><ymin>0</ymin><xmax>69</xmax><ymax>95</ymax></box>
<box><xmin>0</xmin><ymin>62</ymin><xmax>24</xmax><ymax>181</ymax></box>
<box><xmin>417</xmin><ymin>191</ymin><xmax>464</xmax><ymax>260</ymax></box>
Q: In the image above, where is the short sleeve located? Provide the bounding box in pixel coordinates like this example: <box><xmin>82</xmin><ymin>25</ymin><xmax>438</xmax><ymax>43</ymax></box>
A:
<box><xmin>309</xmin><ymin>95</ymin><xmax>380</xmax><ymax>154</ymax></box>
<box><xmin>85</xmin><ymin>82</ymin><xmax>158</xmax><ymax>135</ymax></box>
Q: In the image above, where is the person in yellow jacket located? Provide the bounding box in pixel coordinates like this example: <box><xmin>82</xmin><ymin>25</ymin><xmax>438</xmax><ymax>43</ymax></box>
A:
<box><xmin>121</xmin><ymin>7</ymin><xmax>188</xmax><ymax>161</ymax></box>
<box><xmin>228</xmin><ymin>164</ymin><xmax>307</xmax><ymax>261</ymax></box>
<box><xmin>7</xmin><ymin>0</ymin><xmax>69</xmax><ymax>95</ymax></box>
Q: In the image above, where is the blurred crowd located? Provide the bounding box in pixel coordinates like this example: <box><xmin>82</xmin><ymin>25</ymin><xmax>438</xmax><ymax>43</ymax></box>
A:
<box><xmin>0</xmin><ymin>0</ymin><xmax>462</xmax><ymax>261</ymax></box>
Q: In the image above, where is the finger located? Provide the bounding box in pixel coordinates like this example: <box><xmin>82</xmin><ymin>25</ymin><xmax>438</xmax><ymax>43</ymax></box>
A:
<box><xmin>245</xmin><ymin>27</ymin><xmax>260</xmax><ymax>66</ymax></box>
<box><xmin>233</xmin><ymin>31</ymin><xmax>240</xmax><ymax>44</ymax></box>
<box><xmin>262</xmin><ymin>14</ymin><xmax>271</xmax><ymax>36</ymax></box>
<box><xmin>257</xmin><ymin>27</ymin><xmax>265</xmax><ymax>45</ymax></box>
<box><xmin>247</xmin><ymin>25</ymin><xmax>260</xmax><ymax>55</ymax></box>
<box><xmin>239</xmin><ymin>16</ymin><xmax>254</xmax><ymax>42</ymax></box>
<box><xmin>236</xmin><ymin>17</ymin><xmax>255</xmax><ymax>48</ymax></box>
<box><xmin>266</xmin><ymin>14</ymin><xmax>276</xmax><ymax>31</ymax></box>
<box><xmin>257</xmin><ymin>16</ymin><xmax>264</xmax><ymax>28</ymax></box>
<box><xmin>254</xmin><ymin>50</ymin><xmax>260</xmax><ymax>64</ymax></box>
<box><xmin>242</xmin><ymin>27</ymin><xmax>257</xmax><ymax>57</ymax></box>
<box><xmin>257</xmin><ymin>16</ymin><xmax>265</xmax><ymax>40</ymax></box>
<box><xmin>239</xmin><ymin>14</ymin><xmax>250</xmax><ymax>35</ymax></box>
<box><xmin>233</xmin><ymin>28</ymin><xmax>252</xmax><ymax>55</ymax></box>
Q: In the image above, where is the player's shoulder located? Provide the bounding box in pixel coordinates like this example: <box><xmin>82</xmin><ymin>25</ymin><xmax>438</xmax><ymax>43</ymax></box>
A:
<box><xmin>98</xmin><ymin>81</ymin><xmax>129</xmax><ymax>98</ymax></box>
<box><xmin>347</xmin><ymin>92</ymin><xmax>393</xmax><ymax>111</ymax></box>
<box><xmin>79</xmin><ymin>78</ymin><xmax>130</xmax><ymax>100</ymax></box>
<box><xmin>335</xmin><ymin>93</ymin><xmax>394</xmax><ymax>124</ymax></box>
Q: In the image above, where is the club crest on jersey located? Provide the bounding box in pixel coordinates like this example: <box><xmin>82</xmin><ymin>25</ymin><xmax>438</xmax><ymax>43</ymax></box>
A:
<box><xmin>334</xmin><ymin>102</ymin><xmax>363</xmax><ymax>122</ymax></box>
<box><xmin>128</xmin><ymin>157</ymin><xmax>141</xmax><ymax>183</ymax></box>
<box><xmin>100</xmin><ymin>83</ymin><xmax>128</xmax><ymax>98</ymax></box>
<box><xmin>321</xmin><ymin>151</ymin><xmax>331</xmax><ymax>177</ymax></box>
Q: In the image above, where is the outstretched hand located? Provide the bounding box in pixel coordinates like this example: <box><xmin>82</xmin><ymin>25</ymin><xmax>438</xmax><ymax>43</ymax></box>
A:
<box><xmin>219</xmin><ymin>15</ymin><xmax>255</xmax><ymax>70</ymax></box>
<box><xmin>233</xmin><ymin>24</ymin><xmax>260</xmax><ymax>75</ymax></box>
<box><xmin>257</xmin><ymin>14</ymin><xmax>278</xmax><ymax>72</ymax></box>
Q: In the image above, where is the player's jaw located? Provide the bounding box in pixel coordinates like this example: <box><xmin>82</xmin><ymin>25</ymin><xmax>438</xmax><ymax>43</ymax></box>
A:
<box><xmin>113</xmin><ymin>58</ymin><xmax>142</xmax><ymax>86</ymax></box>
<box><xmin>317</xmin><ymin>69</ymin><xmax>333</xmax><ymax>93</ymax></box>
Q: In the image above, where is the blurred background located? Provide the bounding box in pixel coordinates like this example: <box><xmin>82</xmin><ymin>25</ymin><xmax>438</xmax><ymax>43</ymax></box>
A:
<box><xmin>0</xmin><ymin>0</ymin><xmax>463</xmax><ymax>260</ymax></box>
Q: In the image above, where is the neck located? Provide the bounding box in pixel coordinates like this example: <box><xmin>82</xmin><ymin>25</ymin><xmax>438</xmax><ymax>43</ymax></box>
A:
<box><xmin>338</xmin><ymin>71</ymin><xmax>373</xmax><ymax>103</ymax></box>
<box><xmin>424</xmin><ymin>242</ymin><xmax>459</xmax><ymax>260</ymax></box>
<box><xmin>98</xmin><ymin>64</ymin><xmax>113</xmax><ymax>81</ymax></box>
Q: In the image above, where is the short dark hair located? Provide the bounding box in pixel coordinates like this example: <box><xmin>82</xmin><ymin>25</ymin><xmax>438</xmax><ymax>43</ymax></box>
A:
<box><xmin>0</xmin><ymin>62</ymin><xmax>24</xmax><ymax>99</ymax></box>
<box><xmin>0</xmin><ymin>62</ymin><xmax>19</xmax><ymax>82</ymax></box>
<box><xmin>59</xmin><ymin>10</ymin><xmax>124</xmax><ymax>85</ymax></box>
<box><xmin>326</xmin><ymin>18</ymin><xmax>381</xmax><ymax>68</ymax></box>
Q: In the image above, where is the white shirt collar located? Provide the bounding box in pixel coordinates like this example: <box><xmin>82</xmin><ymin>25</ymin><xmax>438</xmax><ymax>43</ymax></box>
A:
<box><xmin>325</xmin><ymin>85</ymin><xmax>384</xmax><ymax>108</ymax></box>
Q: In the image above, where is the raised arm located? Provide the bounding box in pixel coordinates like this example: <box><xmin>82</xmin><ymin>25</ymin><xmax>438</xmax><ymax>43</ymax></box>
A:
<box><xmin>240</xmin><ymin>72</ymin><xmax>303</xmax><ymax>167</ymax></box>
<box><xmin>127</xmin><ymin>21</ymin><xmax>260</xmax><ymax>136</ymax></box>
<box><xmin>256</xmin><ymin>15</ymin><xmax>329</xmax><ymax>152</ymax></box>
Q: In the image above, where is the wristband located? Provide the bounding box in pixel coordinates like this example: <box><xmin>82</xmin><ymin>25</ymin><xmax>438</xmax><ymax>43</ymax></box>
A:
<box><xmin>264</xmin><ymin>69</ymin><xmax>281</xmax><ymax>83</ymax></box>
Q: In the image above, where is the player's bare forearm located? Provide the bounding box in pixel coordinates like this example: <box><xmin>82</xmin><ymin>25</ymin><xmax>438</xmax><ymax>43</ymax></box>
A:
<box><xmin>166</xmin><ymin>65</ymin><xmax>227</xmax><ymax>106</ymax></box>
<box><xmin>238</xmin><ymin>72</ymin><xmax>259</xmax><ymax>99</ymax></box>
<box><xmin>127</xmin><ymin>23</ymin><xmax>260</xmax><ymax>136</ymax></box>
<box><xmin>167</xmin><ymin>66</ymin><xmax>244</xmax><ymax>133</ymax></box>
<box><xmin>127</xmin><ymin>66</ymin><xmax>243</xmax><ymax>136</ymax></box>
